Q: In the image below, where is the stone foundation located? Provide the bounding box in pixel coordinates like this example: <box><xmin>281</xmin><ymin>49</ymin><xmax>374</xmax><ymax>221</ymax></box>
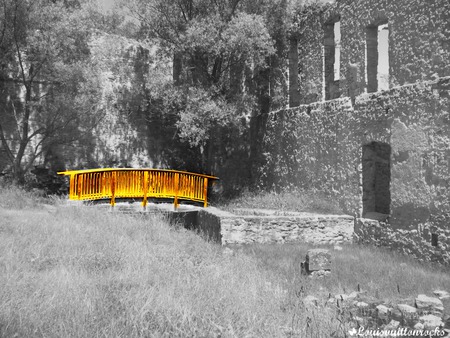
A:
<box><xmin>196</xmin><ymin>207</ymin><xmax>354</xmax><ymax>245</ymax></box>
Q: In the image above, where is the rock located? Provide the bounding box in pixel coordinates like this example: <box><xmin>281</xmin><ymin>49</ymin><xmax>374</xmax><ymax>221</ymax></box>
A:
<box><xmin>353</xmin><ymin>316</ymin><xmax>367</xmax><ymax>326</ymax></box>
<box><xmin>333</xmin><ymin>245</ymin><xmax>343</xmax><ymax>251</ymax></box>
<box><xmin>414</xmin><ymin>322</ymin><xmax>424</xmax><ymax>330</ymax></box>
<box><xmin>309</xmin><ymin>270</ymin><xmax>331</xmax><ymax>278</ymax></box>
<box><xmin>303</xmin><ymin>295</ymin><xmax>320</xmax><ymax>307</ymax></box>
<box><xmin>347</xmin><ymin>291</ymin><xmax>359</xmax><ymax>300</ymax></box>
<box><xmin>397</xmin><ymin>303</ymin><xmax>417</xmax><ymax>315</ymax></box>
<box><xmin>306</xmin><ymin>249</ymin><xmax>331</xmax><ymax>271</ymax></box>
<box><xmin>415</xmin><ymin>294</ymin><xmax>444</xmax><ymax>313</ymax></box>
<box><xmin>419</xmin><ymin>314</ymin><xmax>444</xmax><ymax>330</ymax></box>
<box><xmin>433</xmin><ymin>290</ymin><xmax>450</xmax><ymax>299</ymax></box>
<box><xmin>376</xmin><ymin>304</ymin><xmax>391</xmax><ymax>320</ymax></box>
<box><xmin>355</xmin><ymin>301</ymin><xmax>369</xmax><ymax>308</ymax></box>
<box><xmin>385</xmin><ymin>319</ymin><xmax>400</xmax><ymax>330</ymax></box>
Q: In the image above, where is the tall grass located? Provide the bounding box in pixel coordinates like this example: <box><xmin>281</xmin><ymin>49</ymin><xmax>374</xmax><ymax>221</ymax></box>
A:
<box><xmin>0</xmin><ymin>187</ymin><xmax>347</xmax><ymax>337</ymax></box>
<box><xmin>2</xmin><ymin>186</ymin><xmax>448</xmax><ymax>337</ymax></box>
<box><xmin>0</xmin><ymin>182</ymin><xmax>48</xmax><ymax>209</ymax></box>
<box><xmin>222</xmin><ymin>189</ymin><xmax>343</xmax><ymax>215</ymax></box>
<box><xmin>241</xmin><ymin>243</ymin><xmax>450</xmax><ymax>302</ymax></box>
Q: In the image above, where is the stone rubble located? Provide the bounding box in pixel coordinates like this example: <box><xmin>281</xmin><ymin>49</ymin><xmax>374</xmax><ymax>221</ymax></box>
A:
<box><xmin>302</xmin><ymin>289</ymin><xmax>450</xmax><ymax>333</ymax></box>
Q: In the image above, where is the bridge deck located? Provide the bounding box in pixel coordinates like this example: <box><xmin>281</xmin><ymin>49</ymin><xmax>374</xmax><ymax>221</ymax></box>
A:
<box><xmin>58</xmin><ymin>168</ymin><xmax>218</xmax><ymax>208</ymax></box>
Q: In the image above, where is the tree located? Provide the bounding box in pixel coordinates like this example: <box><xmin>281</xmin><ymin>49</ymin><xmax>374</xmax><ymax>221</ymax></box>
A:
<box><xmin>0</xmin><ymin>0</ymin><xmax>100</xmax><ymax>183</ymax></box>
<box><xmin>117</xmin><ymin>0</ymin><xmax>280</xmax><ymax>191</ymax></box>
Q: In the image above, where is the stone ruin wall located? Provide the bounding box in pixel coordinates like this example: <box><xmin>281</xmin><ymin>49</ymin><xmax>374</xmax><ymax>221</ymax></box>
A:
<box><xmin>263</xmin><ymin>0</ymin><xmax>450</xmax><ymax>264</ymax></box>
<box><xmin>298</xmin><ymin>0</ymin><xmax>450</xmax><ymax>104</ymax></box>
<box><xmin>263</xmin><ymin>78</ymin><xmax>450</xmax><ymax>264</ymax></box>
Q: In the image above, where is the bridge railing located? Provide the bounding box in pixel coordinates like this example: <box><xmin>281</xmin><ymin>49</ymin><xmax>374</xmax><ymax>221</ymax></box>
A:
<box><xmin>58</xmin><ymin>168</ymin><xmax>218</xmax><ymax>208</ymax></box>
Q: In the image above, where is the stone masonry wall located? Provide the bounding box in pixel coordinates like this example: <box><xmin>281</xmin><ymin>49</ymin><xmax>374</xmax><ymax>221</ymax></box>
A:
<box><xmin>297</xmin><ymin>0</ymin><xmax>450</xmax><ymax>103</ymax></box>
<box><xmin>262</xmin><ymin>77</ymin><xmax>450</xmax><ymax>264</ymax></box>
<box><xmin>355</xmin><ymin>218</ymin><xmax>450</xmax><ymax>265</ymax></box>
<box><xmin>197</xmin><ymin>208</ymin><xmax>354</xmax><ymax>245</ymax></box>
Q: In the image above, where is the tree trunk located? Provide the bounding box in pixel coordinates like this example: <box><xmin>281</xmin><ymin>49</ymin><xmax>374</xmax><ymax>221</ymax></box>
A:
<box><xmin>289</xmin><ymin>36</ymin><xmax>300</xmax><ymax>107</ymax></box>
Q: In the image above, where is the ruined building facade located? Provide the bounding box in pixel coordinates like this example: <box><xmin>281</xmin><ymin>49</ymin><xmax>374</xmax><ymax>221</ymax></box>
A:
<box><xmin>263</xmin><ymin>0</ymin><xmax>450</xmax><ymax>263</ymax></box>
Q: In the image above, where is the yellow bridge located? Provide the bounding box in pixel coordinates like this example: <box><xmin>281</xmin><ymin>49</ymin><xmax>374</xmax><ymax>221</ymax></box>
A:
<box><xmin>58</xmin><ymin>168</ymin><xmax>218</xmax><ymax>208</ymax></box>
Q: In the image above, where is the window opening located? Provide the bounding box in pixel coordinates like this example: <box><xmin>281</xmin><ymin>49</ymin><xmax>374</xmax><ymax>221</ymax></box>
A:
<box><xmin>366</xmin><ymin>22</ymin><xmax>389</xmax><ymax>93</ymax></box>
<box><xmin>324</xmin><ymin>19</ymin><xmax>341</xmax><ymax>100</ymax></box>
<box><xmin>362</xmin><ymin>142</ymin><xmax>391</xmax><ymax>217</ymax></box>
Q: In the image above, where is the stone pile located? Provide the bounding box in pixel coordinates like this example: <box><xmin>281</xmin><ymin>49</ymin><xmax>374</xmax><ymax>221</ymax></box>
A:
<box><xmin>303</xmin><ymin>289</ymin><xmax>450</xmax><ymax>334</ymax></box>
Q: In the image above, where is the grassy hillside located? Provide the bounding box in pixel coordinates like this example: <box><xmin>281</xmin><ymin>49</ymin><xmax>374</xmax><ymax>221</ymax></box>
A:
<box><xmin>0</xmin><ymin>185</ymin><xmax>332</xmax><ymax>337</ymax></box>
<box><xmin>1</xmin><ymin>185</ymin><xmax>449</xmax><ymax>337</ymax></box>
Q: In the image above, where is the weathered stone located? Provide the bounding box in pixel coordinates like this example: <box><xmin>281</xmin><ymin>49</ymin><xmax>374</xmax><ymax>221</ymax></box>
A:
<box><xmin>355</xmin><ymin>301</ymin><xmax>369</xmax><ymax>308</ymax></box>
<box><xmin>309</xmin><ymin>270</ymin><xmax>331</xmax><ymax>278</ymax></box>
<box><xmin>306</xmin><ymin>249</ymin><xmax>331</xmax><ymax>271</ymax></box>
<box><xmin>397</xmin><ymin>303</ymin><xmax>417</xmax><ymax>315</ymax></box>
<box><xmin>353</xmin><ymin>316</ymin><xmax>367</xmax><ymax>326</ymax></box>
<box><xmin>415</xmin><ymin>294</ymin><xmax>444</xmax><ymax>313</ymax></box>
<box><xmin>414</xmin><ymin>322</ymin><xmax>424</xmax><ymax>330</ymax></box>
<box><xmin>434</xmin><ymin>290</ymin><xmax>450</xmax><ymax>300</ymax></box>
<box><xmin>347</xmin><ymin>291</ymin><xmax>359</xmax><ymax>300</ymax></box>
<box><xmin>419</xmin><ymin>314</ymin><xmax>444</xmax><ymax>330</ymax></box>
<box><xmin>376</xmin><ymin>304</ymin><xmax>391</xmax><ymax>320</ymax></box>
<box><xmin>385</xmin><ymin>319</ymin><xmax>400</xmax><ymax>330</ymax></box>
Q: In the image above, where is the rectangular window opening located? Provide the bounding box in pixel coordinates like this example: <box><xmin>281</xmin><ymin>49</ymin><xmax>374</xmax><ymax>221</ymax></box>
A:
<box><xmin>378</xmin><ymin>23</ymin><xmax>389</xmax><ymax>91</ymax></box>
<box><xmin>366</xmin><ymin>22</ymin><xmax>389</xmax><ymax>93</ymax></box>
<box><xmin>324</xmin><ymin>20</ymin><xmax>340</xmax><ymax>100</ymax></box>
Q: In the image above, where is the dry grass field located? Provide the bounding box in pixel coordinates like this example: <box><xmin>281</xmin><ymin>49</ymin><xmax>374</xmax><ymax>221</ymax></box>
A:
<box><xmin>1</xmin><ymin>185</ymin><xmax>449</xmax><ymax>337</ymax></box>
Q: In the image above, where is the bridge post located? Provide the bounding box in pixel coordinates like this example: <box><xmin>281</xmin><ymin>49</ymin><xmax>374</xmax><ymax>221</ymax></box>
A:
<box><xmin>102</xmin><ymin>172</ymin><xmax>106</xmax><ymax>197</ymax></box>
<box><xmin>142</xmin><ymin>171</ymin><xmax>148</xmax><ymax>209</ymax></box>
<box><xmin>174</xmin><ymin>173</ymin><xmax>179</xmax><ymax>209</ymax></box>
<box><xmin>69</xmin><ymin>174</ymin><xmax>75</xmax><ymax>199</ymax></box>
<box><xmin>110</xmin><ymin>171</ymin><xmax>116</xmax><ymax>207</ymax></box>
<box><xmin>203</xmin><ymin>177</ymin><xmax>208</xmax><ymax>207</ymax></box>
<box><xmin>77</xmin><ymin>175</ymin><xmax>83</xmax><ymax>199</ymax></box>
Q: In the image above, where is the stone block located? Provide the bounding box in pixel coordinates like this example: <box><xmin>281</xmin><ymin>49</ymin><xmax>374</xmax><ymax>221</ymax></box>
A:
<box><xmin>385</xmin><ymin>319</ymin><xmax>400</xmax><ymax>330</ymax></box>
<box><xmin>397</xmin><ymin>303</ymin><xmax>417</xmax><ymax>315</ymax></box>
<box><xmin>434</xmin><ymin>290</ymin><xmax>450</xmax><ymax>300</ymax></box>
<box><xmin>419</xmin><ymin>314</ymin><xmax>444</xmax><ymax>330</ymax></box>
<box><xmin>376</xmin><ymin>304</ymin><xmax>391</xmax><ymax>320</ymax></box>
<box><xmin>306</xmin><ymin>249</ymin><xmax>331</xmax><ymax>271</ymax></box>
<box><xmin>415</xmin><ymin>294</ymin><xmax>444</xmax><ymax>313</ymax></box>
